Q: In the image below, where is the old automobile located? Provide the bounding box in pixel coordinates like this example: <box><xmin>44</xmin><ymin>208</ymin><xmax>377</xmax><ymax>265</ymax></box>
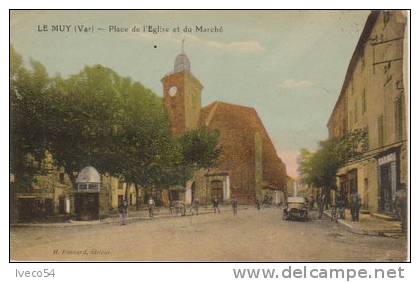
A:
<box><xmin>283</xmin><ymin>196</ymin><xmax>309</xmax><ymax>221</ymax></box>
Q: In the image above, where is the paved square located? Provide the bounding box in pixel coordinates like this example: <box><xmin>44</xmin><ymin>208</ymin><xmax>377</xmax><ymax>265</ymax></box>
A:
<box><xmin>10</xmin><ymin>208</ymin><xmax>407</xmax><ymax>261</ymax></box>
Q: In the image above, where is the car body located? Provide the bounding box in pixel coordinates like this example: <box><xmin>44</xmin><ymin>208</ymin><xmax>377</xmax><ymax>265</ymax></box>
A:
<box><xmin>283</xmin><ymin>196</ymin><xmax>308</xmax><ymax>221</ymax></box>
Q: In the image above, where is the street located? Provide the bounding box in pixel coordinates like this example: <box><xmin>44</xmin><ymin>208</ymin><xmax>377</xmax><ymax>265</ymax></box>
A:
<box><xmin>10</xmin><ymin>207</ymin><xmax>407</xmax><ymax>261</ymax></box>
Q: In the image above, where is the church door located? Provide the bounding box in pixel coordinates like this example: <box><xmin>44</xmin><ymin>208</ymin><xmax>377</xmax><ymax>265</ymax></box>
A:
<box><xmin>211</xmin><ymin>180</ymin><xmax>223</xmax><ymax>201</ymax></box>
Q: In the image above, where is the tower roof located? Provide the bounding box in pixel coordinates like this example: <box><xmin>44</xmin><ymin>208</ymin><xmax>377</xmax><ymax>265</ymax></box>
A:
<box><xmin>174</xmin><ymin>38</ymin><xmax>191</xmax><ymax>73</ymax></box>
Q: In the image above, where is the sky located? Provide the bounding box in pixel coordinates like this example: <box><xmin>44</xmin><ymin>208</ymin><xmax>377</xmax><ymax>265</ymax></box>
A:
<box><xmin>10</xmin><ymin>10</ymin><xmax>370</xmax><ymax>177</ymax></box>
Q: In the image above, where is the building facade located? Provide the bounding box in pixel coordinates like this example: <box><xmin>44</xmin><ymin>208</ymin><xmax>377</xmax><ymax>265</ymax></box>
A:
<box><xmin>327</xmin><ymin>10</ymin><xmax>408</xmax><ymax>215</ymax></box>
<box><xmin>11</xmin><ymin>152</ymin><xmax>142</xmax><ymax>222</ymax></box>
<box><xmin>162</xmin><ymin>46</ymin><xmax>287</xmax><ymax>205</ymax></box>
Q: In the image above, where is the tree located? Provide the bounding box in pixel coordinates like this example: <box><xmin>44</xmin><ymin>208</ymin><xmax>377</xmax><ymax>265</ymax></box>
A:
<box><xmin>178</xmin><ymin>128</ymin><xmax>222</xmax><ymax>169</ymax></box>
<box><xmin>45</xmin><ymin>65</ymin><xmax>127</xmax><ymax>186</ymax></box>
<box><xmin>10</xmin><ymin>49</ymin><xmax>223</xmax><ymax>211</ymax></box>
<box><xmin>113</xmin><ymin>80</ymin><xmax>179</xmax><ymax>209</ymax></box>
<box><xmin>10</xmin><ymin>47</ymin><xmax>50</xmax><ymax>190</ymax></box>
<box><xmin>298</xmin><ymin>129</ymin><xmax>369</xmax><ymax>198</ymax></box>
<box><xmin>298</xmin><ymin>139</ymin><xmax>341</xmax><ymax>193</ymax></box>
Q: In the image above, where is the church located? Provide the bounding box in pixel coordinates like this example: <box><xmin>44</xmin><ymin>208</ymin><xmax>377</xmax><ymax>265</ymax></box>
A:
<box><xmin>162</xmin><ymin>45</ymin><xmax>287</xmax><ymax>205</ymax></box>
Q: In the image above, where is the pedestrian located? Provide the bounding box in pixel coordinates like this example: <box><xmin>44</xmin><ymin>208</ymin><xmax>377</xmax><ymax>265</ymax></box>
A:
<box><xmin>256</xmin><ymin>199</ymin><xmax>261</xmax><ymax>210</ymax></box>
<box><xmin>336</xmin><ymin>190</ymin><xmax>346</xmax><ymax>219</ymax></box>
<box><xmin>148</xmin><ymin>197</ymin><xmax>155</xmax><ymax>218</ymax></box>
<box><xmin>178</xmin><ymin>200</ymin><xmax>186</xmax><ymax>216</ymax></box>
<box><xmin>308</xmin><ymin>195</ymin><xmax>315</xmax><ymax>210</ymax></box>
<box><xmin>350</xmin><ymin>190</ymin><xmax>361</xmax><ymax>221</ymax></box>
<box><xmin>118</xmin><ymin>200</ymin><xmax>126</xmax><ymax>225</ymax></box>
<box><xmin>231</xmin><ymin>197</ymin><xmax>238</xmax><ymax>215</ymax></box>
<box><xmin>318</xmin><ymin>193</ymin><xmax>326</xmax><ymax>219</ymax></box>
<box><xmin>169</xmin><ymin>200</ymin><xmax>174</xmax><ymax>215</ymax></box>
<box><xmin>191</xmin><ymin>198</ymin><xmax>199</xmax><ymax>215</ymax></box>
<box><xmin>394</xmin><ymin>184</ymin><xmax>407</xmax><ymax>233</ymax></box>
<box><xmin>213</xmin><ymin>197</ymin><xmax>220</xmax><ymax>213</ymax></box>
<box><xmin>123</xmin><ymin>198</ymin><xmax>128</xmax><ymax>217</ymax></box>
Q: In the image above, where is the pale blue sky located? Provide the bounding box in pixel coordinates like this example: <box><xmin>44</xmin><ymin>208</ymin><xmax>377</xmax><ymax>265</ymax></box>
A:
<box><xmin>10</xmin><ymin>10</ymin><xmax>370</xmax><ymax>177</ymax></box>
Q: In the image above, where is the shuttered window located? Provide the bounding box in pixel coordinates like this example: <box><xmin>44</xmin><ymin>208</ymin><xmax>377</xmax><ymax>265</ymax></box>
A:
<box><xmin>394</xmin><ymin>96</ymin><xmax>403</xmax><ymax>141</ymax></box>
<box><xmin>378</xmin><ymin>115</ymin><xmax>384</xmax><ymax>147</ymax></box>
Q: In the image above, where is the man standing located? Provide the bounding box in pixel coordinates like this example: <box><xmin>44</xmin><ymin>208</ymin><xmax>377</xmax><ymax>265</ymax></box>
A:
<box><xmin>308</xmin><ymin>195</ymin><xmax>314</xmax><ymax>210</ymax></box>
<box><xmin>213</xmin><ymin>197</ymin><xmax>220</xmax><ymax>213</ymax></box>
<box><xmin>231</xmin><ymin>197</ymin><xmax>238</xmax><ymax>216</ymax></box>
<box><xmin>191</xmin><ymin>198</ymin><xmax>199</xmax><ymax>215</ymax></box>
<box><xmin>336</xmin><ymin>190</ymin><xmax>346</xmax><ymax>219</ymax></box>
<box><xmin>118</xmin><ymin>200</ymin><xmax>126</xmax><ymax>225</ymax></box>
<box><xmin>350</xmin><ymin>190</ymin><xmax>361</xmax><ymax>222</ymax></box>
<box><xmin>148</xmin><ymin>197</ymin><xmax>155</xmax><ymax>218</ymax></box>
<box><xmin>394</xmin><ymin>184</ymin><xmax>407</xmax><ymax>233</ymax></box>
<box><xmin>123</xmin><ymin>198</ymin><xmax>128</xmax><ymax>218</ymax></box>
<box><xmin>318</xmin><ymin>193</ymin><xmax>326</xmax><ymax>219</ymax></box>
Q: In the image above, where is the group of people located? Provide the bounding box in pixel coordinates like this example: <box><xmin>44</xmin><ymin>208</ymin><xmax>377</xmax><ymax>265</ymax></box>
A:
<box><xmin>213</xmin><ymin>197</ymin><xmax>238</xmax><ymax>215</ymax></box>
<box><xmin>118</xmin><ymin>196</ymin><xmax>241</xmax><ymax>225</ymax></box>
<box><xmin>261</xmin><ymin>195</ymin><xmax>274</xmax><ymax>207</ymax></box>
<box><xmin>118</xmin><ymin>197</ymin><xmax>155</xmax><ymax>225</ymax></box>
<box><xmin>316</xmin><ymin>190</ymin><xmax>361</xmax><ymax>222</ymax></box>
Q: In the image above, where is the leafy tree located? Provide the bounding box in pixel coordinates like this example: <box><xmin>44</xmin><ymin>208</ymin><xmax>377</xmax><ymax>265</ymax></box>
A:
<box><xmin>298</xmin><ymin>139</ymin><xmax>341</xmax><ymax>192</ymax></box>
<box><xmin>10</xmin><ymin>49</ymin><xmax>223</xmax><ymax>211</ymax></box>
<box><xmin>174</xmin><ymin>128</ymin><xmax>222</xmax><ymax>184</ymax></box>
<box><xmin>178</xmin><ymin>128</ymin><xmax>222</xmax><ymax>170</ymax></box>
<box><xmin>10</xmin><ymin>47</ymin><xmax>50</xmax><ymax>190</ymax></box>
<box><xmin>298</xmin><ymin>128</ymin><xmax>369</xmax><ymax>198</ymax></box>
<box><xmin>114</xmin><ymin>80</ymin><xmax>179</xmax><ymax>209</ymax></box>
<box><xmin>45</xmin><ymin>65</ymin><xmax>126</xmax><ymax>186</ymax></box>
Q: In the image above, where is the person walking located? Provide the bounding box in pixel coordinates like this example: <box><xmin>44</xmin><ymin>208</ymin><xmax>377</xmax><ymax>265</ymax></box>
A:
<box><xmin>318</xmin><ymin>193</ymin><xmax>326</xmax><ymax>219</ymax></box>
<box><xmin>123</xmin><ymin>198</ymin><xmax>128</xmax><ymax>217</ymax></box>
<box><xmin>256</xmin><ymin>199</ymin><xmax>261</xmax><ymax>210</ymax></box>
<box><xmin>394</xmin><ymin>184</ymin><xmax>407</xmax><ymax>233</ymax></box>
<box><xmin>336</xmin><ymin>190</ymin><xmax>346</xmax><ymax>219</ymax></box>
<box><xmin>118</xmin><ymin>200</ymin><xmax>126</xmax><ymax>225</ymax></box>
<box><xmin>191</xmin><ymin>198</ymin><xmax>199</xmax><ymax>215</ymax></box>
<box><xmin>169</xmin><ymin>200</ymin><xmax>174</xmax><ymax>215</ymax></box>
<box><xmin>308</xmin><ymin>195</ymin><xmax>315</xmax><ymax>210</ymax></box>
<box><xmin>231</xmin><ymin>197</ymin><xmax>238</xmax><ymax>216</ymax></box>
<box><xmin>213</xmin><ymin>197</ymin><xmax>220</xmax><ymax>213</ymax></box>
<box><xmin>148</xmin><ymin>197</ymin><xmax>155</xmax><ymax>218</ymax></box>
<box><xmin>350</xmin><ymin>190</ymin><xmax>361</xmax><ymax>222</ymax></box>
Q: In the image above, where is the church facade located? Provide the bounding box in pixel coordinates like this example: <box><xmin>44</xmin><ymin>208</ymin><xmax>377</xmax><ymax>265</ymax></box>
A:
<box><xmin>162</xmin><ymin>48</ymin><xmax>287</xmax><ymax>205</ymax></box>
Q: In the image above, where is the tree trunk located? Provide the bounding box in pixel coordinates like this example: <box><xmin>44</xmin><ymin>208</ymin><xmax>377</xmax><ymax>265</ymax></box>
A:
<box><xmin>135</xmin><ymin>184</ymin><xmax>140</xmax><ymax>211</ymax></box>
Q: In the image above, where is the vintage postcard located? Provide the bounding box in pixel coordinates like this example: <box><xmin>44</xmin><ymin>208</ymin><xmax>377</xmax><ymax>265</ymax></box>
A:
<box><xmin>10</xmin><ymin>10</ymin><xmax>409</xmax><ymax>262</ymax></box>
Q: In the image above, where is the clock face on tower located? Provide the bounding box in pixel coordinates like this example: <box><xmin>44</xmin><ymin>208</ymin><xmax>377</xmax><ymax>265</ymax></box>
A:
<box><xmin>168</xmin><ymin>86</ymin><xmax>177</xmax><ymax>97</ymax></box>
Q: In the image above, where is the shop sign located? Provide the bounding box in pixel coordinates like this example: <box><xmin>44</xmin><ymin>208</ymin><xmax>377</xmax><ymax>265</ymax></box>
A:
<box><xmin>378</xmin><ymin>152</ymin><xmax>396</xmax><ymax>165</ymax></box>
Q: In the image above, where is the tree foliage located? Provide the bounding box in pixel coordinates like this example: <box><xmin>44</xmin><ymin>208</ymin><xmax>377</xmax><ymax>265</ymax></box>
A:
<box><xmin>298</xmin><ymin>129</ymin><xmax>368</xmax><ymax>191</ymax></box>
<box><xmin>10</xmin><ymin>48</ymin><xmax>222</xmax><ymax>193</ymax></box>
<box><xmin>178</xmin><ymin>128</ymin><xmax>222</xmax><ymax>170</ymax></box>
<box><xmin>10</xmin><ymin>47</ymin><xmax>50</xmax><ymax>190</ymax></box>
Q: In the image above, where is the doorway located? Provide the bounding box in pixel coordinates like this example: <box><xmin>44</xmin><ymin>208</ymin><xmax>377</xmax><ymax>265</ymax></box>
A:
<box><xmin>75</xmin><ymin>193</ymin><xmax>99</xmax><ymax>221</ymax></box>
<box><xmin>379</xmin><ymin>163</ymin><xmax>393</xmax><ymax>213</ymax></box>
<box><xmin>211</xmin><ymin>180</ymin><xmax>223</xmax><ymax>201</ymax></box>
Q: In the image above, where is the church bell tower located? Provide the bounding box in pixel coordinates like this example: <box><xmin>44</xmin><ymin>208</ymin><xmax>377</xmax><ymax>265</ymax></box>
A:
<box><xmin>161</xmin><ymin>40</ymin><xmax>203</xmax><ymax>135</ymax></box>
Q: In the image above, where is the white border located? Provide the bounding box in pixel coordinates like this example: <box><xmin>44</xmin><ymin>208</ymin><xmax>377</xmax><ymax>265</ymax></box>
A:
<box><xmin>2</xmin><ymin>1</ymin><xmax>418</xmax><ymax>281</ymax></box>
